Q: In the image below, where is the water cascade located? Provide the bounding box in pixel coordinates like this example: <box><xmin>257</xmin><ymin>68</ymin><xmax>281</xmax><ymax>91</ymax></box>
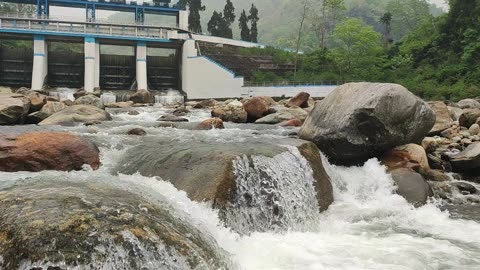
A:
<box><xmin>154</xmin><ymin>90</ymin><xmax>184</xmax><ymax>105</ymax></box>
<box><xmin>47</xmin><ymin>87</ymin><xmax>77</xmax><ymax>101</ymax></box>
<box><xmin>100</xmin><ymin>92</ymin><xmax>118</xmax><ymax>105</ymax></box>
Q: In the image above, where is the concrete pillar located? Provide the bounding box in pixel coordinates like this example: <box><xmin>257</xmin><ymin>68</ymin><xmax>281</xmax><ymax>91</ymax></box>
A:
<box><xmin>178</xmin><ymin>10</ymin><xmax>189</xmax><ymax>31</ymax></box>
<box><xmin>136</xmin><ymin>41</ymin><xmax>148</xmax><ymax>90</ymax></box>
<box><xmin>84</xmin><ymin>37</ymin><xmax>99</xmax><ymax>92</ymax></box>
<box><xmin>94</xmin><ymin>41</ymin><xmax>100</xmax><ymax>89</ymax></box>
<box><xmin>31</xmin><ymin>35</ymin><xmax>48</xmax><ymax>90</ymax></box>
<box><xmin>181</xmin><ymin>39</ymin><xmax>197</xmax><ymax>93</ymax></box>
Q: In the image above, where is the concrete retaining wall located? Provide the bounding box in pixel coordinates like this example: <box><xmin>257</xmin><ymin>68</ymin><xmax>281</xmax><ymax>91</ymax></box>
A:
<box><xmin>243</xmin><ymin>85</ymin><xmax>337</xmax><ymax>98</ymax></box>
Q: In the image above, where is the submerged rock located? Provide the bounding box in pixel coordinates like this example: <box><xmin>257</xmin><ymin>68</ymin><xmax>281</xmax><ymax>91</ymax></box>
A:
<box><xmin>0</xmin><ymin>177</ymin><xmax>230</xmax><ymax>270</ymax></box>
<box><xmin>126</xmin><ymin>128</ymin><xmax>147</xmax><ymax>136</ymax></box>
<box><xmin>0</xmin><ymin>93</ymin><xmax>30</xmax><ymax>125</ymax></box>
<box><xmin>195</xmin><ymin>118</ymin><xmax>225</xmax><ymax>130</ymax></box>
<box><xmin>299</xmin><ymin>83</ymin><xmax>436</xmax><ymax>165</ymax></box>
<box><xmin>390</xmin><ymin>168</ymin><xmax>432</xmax><ymax>206</ymax></box>
<box><xmin>157</xmin><ymin>114</ymin><xmax>189</xmax><ymax>122</ymax></box>
<box><xmin>129</xmin><ymin>89</ymin><xmax>152</xmax><ymax>104</ymax></box>
<box><xmin>39</xmin><ymin>105</ymin><xmax>112</xmax><ymax>126</ymax></box>
<box><xmin>0</xmin><ymin>132</ymin><xmax>100</xmax><ymax>172</ymax></box>
<box><xmin>114</xmin><ymin>138</ymin><xmax>333</xmax><ymax>233</ymax></box>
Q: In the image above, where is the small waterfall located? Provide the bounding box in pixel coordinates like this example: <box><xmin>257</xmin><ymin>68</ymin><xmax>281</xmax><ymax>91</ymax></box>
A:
<box><xmin>154</xmin><ymin>90</ymin><xmax>184</xmax><ymax>106</ymax></box>
<box><xmin>100</xmin><ymin>92</ymin><xmax>118</xmax><ymax>105</ymax></box>
<box><xmin>224</xmin><ymin>146</ymin><xmax>321</xmax><ymax>234</ymax></box>
<box><xmin>47</xmin><ymin>87</ymin><xmax>76</xmax><ymax>101</ymax></box>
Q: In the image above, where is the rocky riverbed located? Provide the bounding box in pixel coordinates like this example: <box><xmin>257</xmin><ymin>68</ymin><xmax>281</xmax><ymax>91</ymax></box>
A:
<box><xmin>1</xmin><ymin>84</ymin><xmax>480</xmax><ymax>269</ymax></box>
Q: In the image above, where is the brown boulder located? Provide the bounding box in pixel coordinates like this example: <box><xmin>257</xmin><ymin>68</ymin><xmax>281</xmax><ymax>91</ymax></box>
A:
<box><xmin>287</xmin><ymin>92</ymin><xmax>310</xmax><ymax>108</ymax></box>
<box><xmin>382</xmin><ymin>144</ymin><xmax>430</xmax><ymax>172</ymax></box>
<box><xmin>195</xmin><ymin>118</ymin><xmax>225</xmax><ymax>130</ymax></box>
<box><xmin>40</xmin><ymin>101</ymin><xmax>67</xmax><ymax>115</ymax></box>
<box><xmin>0</xmin><ymin>132</ymin><xmax>100</xmax><ymax>172</ymax></box>
<box><xmin>428</xmin><ymin>101</ymin><xmax>452</xmax><ymax>135</ymax></box>
<box><xmin>278</xmin><ymin>119</ymin><xmax>303</xmax><ymax>127</ymax></box>
<box><xmin>243</xmin><ymin>97</ymin><xmax>270</xmax><ymax>122</ymax></box>
<box><xmin>129</xmin><ymin>89</ymin><xmax>152</xmax><ymax>104</ymax></box>
<box><xmin>26</xmin><ymin>91</ymin><xmax>47</xmax><ymax>112</ymax></box>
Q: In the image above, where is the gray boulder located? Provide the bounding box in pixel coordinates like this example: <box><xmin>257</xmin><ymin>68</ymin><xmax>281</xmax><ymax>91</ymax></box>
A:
<box><xmin>0</xmin><ymin>93</ymin><xmax>30</xmax><ymax>125</ymax></box>
<box><xmin>129</xmin><ymin>89</ymin><xmax>152</xmax><ymax>104</ymax></box>
<box><xmin>255</xmin><ymin>106</ymin><xmax>308</xmax><ymax>124</ymax></box>
<box><xmin>458</xmin><ymin>99</ymin><xmax>480</xmax><ymax>109</ymax></box>
<box><xmin>390</xmin><ymin>168</ymin><xmax>432</xmax><ymax>206</ymax></box>
<box><xmin>39</xmin><ymin>105</ymin><xmax>112</xmax><ymax>126</ymax></box>
<box><xmin>450</xmin><ymin>142</ymin><xmax>480</xmax><ymax>171</ymax></box>
<box><xmin>40</xmin><ymin>101</ymin><xmax>67</xmax><ymax>115</ymax></box>
<box><xmin>299</xmin><ymin>83</ymin><xmax>436</xmax><ymax>165</ymax></box>
<box><xmin>74</xmin><ymin>94</ymin><xmax>104</xmax><ymax>109</ymax></box>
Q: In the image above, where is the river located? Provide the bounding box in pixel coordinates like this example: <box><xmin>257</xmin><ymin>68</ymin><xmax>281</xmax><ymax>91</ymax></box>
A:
<box><xmin>1</xmin><ymin>106</ymin><xmax>479</xmax><ymax>270</ymax></box>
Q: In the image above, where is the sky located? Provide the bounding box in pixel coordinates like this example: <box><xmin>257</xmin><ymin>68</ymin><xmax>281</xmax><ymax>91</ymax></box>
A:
<box><xmin>429</xmin><ymin>0</ymin><xmax>449</xmax><ymax>10</ymax></box>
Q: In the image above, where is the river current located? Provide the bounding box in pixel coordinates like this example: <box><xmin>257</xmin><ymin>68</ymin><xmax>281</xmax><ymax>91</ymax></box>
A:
<box><xmin>1</xmin><ymin>107</ymin><xmax>479</xmax><ymax>270</ymax></box>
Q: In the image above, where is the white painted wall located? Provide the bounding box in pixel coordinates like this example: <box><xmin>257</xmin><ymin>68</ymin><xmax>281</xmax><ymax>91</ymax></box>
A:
<box><xmin>178</xmin><ymin>10</ymin><xmax>188</xmax><ymax>31</ymax></box>
<box><xmin>192</xmin><ymin>34</ymin><xmax>265</xmax><ymax>49</ymax></box>
<box><xmin>244</xmin><ymin>85</ymin><xmax>337</xmax><ymax>98</ymax></box>
<box><xmin>31</xmin><ymin>35</ymin><xmax>48</xmax><ymax>90</ymax></box>
<box><xmin>84</xmin><ymin>37</ymin><xmax>98</xmax><ymax>92</ymax></box>
<box><xmin>136</xmin><ymin>41</ymin><xmax>148</xmax><ymax>90</ymax></box>
<box><xmin>181</xmin><ymin>39</ymin><xmax>245</xmax><ymax>99</ymax></box>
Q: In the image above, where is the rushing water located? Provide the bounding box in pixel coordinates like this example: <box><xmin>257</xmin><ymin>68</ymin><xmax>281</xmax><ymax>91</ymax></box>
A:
<box><xmin>1</xmin><ymin>107</ymin><xmax>480</xmax><ymax>270</ymax></box>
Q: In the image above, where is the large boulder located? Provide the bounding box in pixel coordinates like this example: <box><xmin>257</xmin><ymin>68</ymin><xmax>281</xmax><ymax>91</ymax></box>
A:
<box><xmin>299</xmin><ymin>83</ymin><xmax>436</xmax><ymax>165</ymax></box>
<box><xmin>390</xmin><ymin>168</ymin><xmax>432</xmax><ymax>206</ymax></box>
<box><xmin>25</xmin><ymin>111</ymin><xmax>50</xmax><ymax>124</ymax></box>
<box><xmin>287</xmin><ymin>92</ymin><xmax>310</xmax><ymax>108</ymax></box>
<box><xmin>40</xmin><ymin>101</ymin><xmax>67</xmax><ymax>115</ymax></box>
<box><xmin>39</xmin><ymin>105</ymin><xmax>112</xmax><ymax>126</ymax></box>
<box><xmin>0</xmin><ymin>93</ymin><xmax>30</xmax><ymax>125</ymax></box>
<box><xmin>459</xmin><ymin>109</ymin><xmax>480</xmax><ymax>128</ymax></box>
<box><xmin>428</xmin><ymin>101</ymin><xmax>452</xmax><ymax>134</ymax></box>
<box><xmin>448</xmin><ymin>106</ymin><xmax>464</xmax><ymax>121</ymax></box>
<box><xmin>74</xmin><ymin>94</ymin><xmax>104</xmax><ymax>109</ymax></box>
<box><xmin>0</xmin><ymin>132</ymin><xmax>100</xmax><ymax>172</ymax></box>
<box><xmin>243</xmin><ymin>96</ymin><xmax>270</xmax><ymax>122</ymax></box>
<box><xmin>450</xmin><ymin>142</ymin><xmax>480</xmax><ymax>171</ymax></box>
<box><xmin>457</xmin><ymin>99</ymin><xmax>480</xmax><ymax>109</ymax></box>
<box><xmin>114</xmin><ymin>138</ymin><xmax>333</xmax><ymax>233</ymax></box>
<box><xmin>0</xmin><ymin>177</ymin><xmax>230</xmax><ymax>270</ymax></box>
<box><xmin>129</xmin><ymin>89</ymin><xmax>152</xmax><ymax>104</ymax></box>
<box><xmin>255</xmin><ymin>106</ymin><xmax>308</xmax><ymax>124</ymax></box>
<box><xmin>211</xmin><ymin>100</ymin><xmax>248</xmax><ymax>123</ymax></box>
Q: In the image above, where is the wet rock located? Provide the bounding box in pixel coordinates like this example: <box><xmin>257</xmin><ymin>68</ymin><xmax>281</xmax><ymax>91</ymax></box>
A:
<box><xmin>74</xmin><ymin>95</ymin><xmax>104</xmax><ymax>109</ymax></box>
<box><xmin>382</xmin><ymin>144</ymin><xmax>430</xmax><ymax>171</ymax></box>
<box><xmin>193</xmin><ymin>99</ymin><xmax>217</xmax><ymax>108</ymax></box>
<box><xmin>157</xmin><ymin>114</ymin><xmax>189</xmax><ymax>122</ymax></box>
<box><xmin>418</xmin><ymin>167</ymin><xmax>451</xmax><ymax>182</ymax></box>
<box><xmin>39</xmin><ymin>105</ymin><xmax>112</xmax><ymax>126</ymax></box>
<box><xmin>126</xmin><ymin>128</ymin><xmax>147</xmax><ymax>136</ymax></box>
<box><xmin>0</xmin><ymin>177</ymin><xmax>230</xmax><ymax>270</ymax></box>
<box><xmin>0</xmin><ymin>93</ymin><xmax>30</xmax><ymax>125</ymax></box>
<box><xmin>172</xmin><ymin>108</ymin><xmax>190</xmax><ymax>116</ymax></box>
<box><xmin>0</xmin><ymin>132</ymin><xmax>100</xmax><ymax>172</ymax></box>
<box><xmin>128</xmin><ymin>110</ymin><xmax>140</xmax><ymax>115</ymax></box>
<box><xmin>459</xmin><ymin>109</ymin><xmax>480</xmax><ymax>128</ymax></box>
<box><xmin>390</xmin><ymin>168</ymin><xmax>432</xmax><ymax>206</ymax></box>
<box><xmin>428</xmin><ymin>101</ymin><xmax>452</xmax><ymax>135</ymax></box>
<box><xmin>458</xmin><ymin>99</ymin><xmax>480</xmax><ymax>109</ymax></box>
<box><xmin>40</xmin><ymin>101</ymin><xmax>67</xmax><ymax>115</ymax></box>
<box><xmin>115</xmin><ymin>139</ymin><xmax>334</xmax><ymax>233</ymax></box>
<box><xmin>129</xmin><ymin>89</ymin><xmax>152</xmax><ymax>104</ymax></box>
<box><xmin>278</xmin><ymin>119</ymin><xmax>303</xmax><ymax>127</ymax></box>
<box><xmin>452</xmin><ymin>182</ymin><xmax>478</xmax><ymax>195</ymax></box>
<box><xmin>73</xmin><ymin>90</ymin><xmax>87</xmax><ymax>99</ymax></box>
<box><xmin>105</xmin><ymin>101</ymin><xmax>134</xmax><ymax>108</ymax></box>
<box><xmin>25</xmin><ymin>111</ymin><xmax>50</xmax><ymax>124</ymax></box>
<box><xmin>211</xmin><ymin>101</ymin><xmax>248</xmax><ymax>123</ymax></box>
<box><xmin>26</xmin><ymin>91</ymin><xmax>47</xmax><ymax>112</ymax></box>
<box><xmin>299</xmin><ymin>83</ymin><xmax>436</xmax><ymax>165</ymax></box>
<box><xmin>287</xmin><ymin>92</ymin><xmax>310</xmax><ymax>108</ymax></box>
<box><xmin>195</xmin><ymin>118</ymin><xmax>224</xmax><ymax>130</ymax></box>
<box><xmin>255</xmin><ymin>106</ymin><xmax>308</xmax><ymax>124</ymax></box>
<box><xmin>243</xmin><ymin>96</ymin><xmax>270</xmax><ymax>122</ymax></box>
<box><xmin>450</xmin><ymin>142</ymin><xmax>480</xmax><ymax>171</ymax></box>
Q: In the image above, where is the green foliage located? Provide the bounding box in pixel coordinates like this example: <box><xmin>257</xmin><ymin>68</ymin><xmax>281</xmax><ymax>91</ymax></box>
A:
<box><xmin>239</xmin><ymin>10</ymin><xmax>250</xmax><ymax>41</ymax></box>
<box><xmin>207</xmin><ymin>11</ymin><xmax>231</xmax><ymax>38</ymax></box>
<box><xmin>239</xmin><ymin>46</ymin><xmax>295</xmax><ymax>65</ymax></box>
<box><xmin>187</xmin><ymin>0</ymin><xmax>206</xmax><ymax>33</ymax></box>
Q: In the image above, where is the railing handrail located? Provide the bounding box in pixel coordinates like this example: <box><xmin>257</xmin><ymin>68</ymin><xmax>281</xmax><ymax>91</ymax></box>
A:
<box><xmin>0</xmin><ymin>12</ymin><xmax>185</xmax><ymax>32</ymax></box>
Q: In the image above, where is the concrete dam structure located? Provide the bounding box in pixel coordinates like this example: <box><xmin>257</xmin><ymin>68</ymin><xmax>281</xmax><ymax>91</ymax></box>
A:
<box><xmin>0</xmin><ymin>0</ymin><xmax>337</xmax><ymax>99</ymax></box>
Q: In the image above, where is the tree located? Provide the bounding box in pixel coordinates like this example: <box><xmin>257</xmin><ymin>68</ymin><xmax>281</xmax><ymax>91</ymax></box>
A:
<box><xmin>331</xmin><ymin>18</ymin><xmax>382</xmax><ymax>73</ymax></box>
<box><xmin>294</xmin><ymin>0</ymin><xmax>310</xmax><ymax>78</ymax></box>
<box><xmin>207</xmin><ymin>11</ymin><xmax>229</xmax><ymax>38</ymax></box>
<box><xmin>173</xmin><ymin>0</ymin><xmax>205</xmax><ymax>33</ymax></box>
<box><xmin>222</xmin><ymin>0</ymin><xmax>235</xmax><ymax>39</ymax></box>
<box><xmin>239</xmin><ymin>10</ymin><xmax>250</xmax><ymax>41</ymax></box>
<box><xmin>380</xmin><ymin>12</ymin><xmax>393</xmax><ymax>47</ymax></box>
<box><xmin>249</xmin><ymin>4</ymin><xmax>259</xmax><ymax>43</ymax></box>
<box><xmin>386</xmin><ymin>0</ymin><xmax>431</xmax><ymax>40</ymax></box>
